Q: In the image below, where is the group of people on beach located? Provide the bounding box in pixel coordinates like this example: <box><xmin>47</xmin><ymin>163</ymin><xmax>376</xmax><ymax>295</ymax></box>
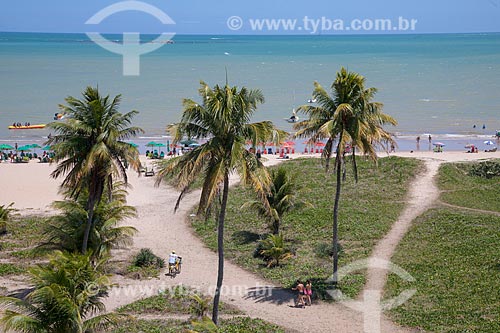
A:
<box><xmin>292</xmin><ymin>280</ymin><xmax>313</xmax><ymax>308</ymax></box>
<box><xmin>11</xmin><ymin>122</ymin><xmax>30</xmax><ymax>127</ymax></box>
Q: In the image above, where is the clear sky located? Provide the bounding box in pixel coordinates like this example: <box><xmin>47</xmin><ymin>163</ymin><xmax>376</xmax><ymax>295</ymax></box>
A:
<box><xmin>1</xmin><ymin>0</ymin><xmax>499</xmax><ymax>34</ymax></box>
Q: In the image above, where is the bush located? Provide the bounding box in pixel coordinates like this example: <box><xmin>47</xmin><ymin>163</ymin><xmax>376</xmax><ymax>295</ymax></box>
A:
<box><xmin>469</xmin><ymin>161</ymin><xmax>500</xmax><ymax>179</ymax></box>
<box><xmin>314</xmin><ymin>242</ymin><xmax>344</xmax><ymax>259</ymax></box>
<box><xmin>133</xmin><ymin>248</ymin><xmax>165</xmax><ymax>268</ymax></box>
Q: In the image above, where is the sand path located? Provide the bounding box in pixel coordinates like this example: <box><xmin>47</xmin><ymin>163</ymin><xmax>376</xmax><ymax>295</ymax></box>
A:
<box><xmin>364</xmin><ymin>159</ymin><xmax>441</xmax><ymax>295</ymax></box>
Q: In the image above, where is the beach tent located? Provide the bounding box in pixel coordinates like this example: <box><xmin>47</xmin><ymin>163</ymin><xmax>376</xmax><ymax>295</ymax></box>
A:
<box><xmin>484</xmin><ymin>140</ymin><xmax>494</xmax><ymax>145</ymax></box>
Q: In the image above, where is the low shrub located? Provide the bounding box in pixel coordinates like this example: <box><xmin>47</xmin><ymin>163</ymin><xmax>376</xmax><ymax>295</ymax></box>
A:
<box><xmin>468</xmin><ymin>161</ymin><xmax>500</xmax><ymax>179</ymax></box>
<box><xmin>133</xmin><ymin>248</ymin><xmax>165</xmax><ymax>268</ymax></box>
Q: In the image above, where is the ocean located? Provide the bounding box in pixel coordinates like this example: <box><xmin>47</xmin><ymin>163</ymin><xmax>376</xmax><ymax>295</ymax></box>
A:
<box><xmin>1</xmin><ymin>32</ymin><xmax>499</xmax><ymax>152</ymax></box>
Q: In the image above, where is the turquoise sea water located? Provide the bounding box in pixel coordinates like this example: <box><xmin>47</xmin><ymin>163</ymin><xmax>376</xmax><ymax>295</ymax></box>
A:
<box><xmin>1</xmin><ymin>32</ymin><xmax>499</xmax><ymax>151</ymax></box>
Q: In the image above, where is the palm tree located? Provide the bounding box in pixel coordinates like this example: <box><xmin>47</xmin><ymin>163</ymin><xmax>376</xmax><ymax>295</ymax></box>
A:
<box><xmin>295</xmin><ymin>67</ymin><xmax>396</xmax><ymax>283</ymax></box>
<box><xmin>40</xmin><ymin>182</ymin><xmax>137</xmax><ymax>261</ymax></box>
<box><xmin>46</xmin><ymin>86</ymin><xmax>142</xmax><ymax>253</ymax></box>
<box><xmin>0</xmin><ymin>251</ymin><xmax>125</xmax><ymax>333</ymax></box>
<box><xmin>242</xmin><ymin>166</ymin><xmax>308</xmax><ymax>234</ymax></box>
<box><xmin>0</xmin><ymin>202</ymin><xmax>14</xmax><ymax>235</ymax></box>
<box><xmin>259</xmin><ymin>233</ymin><xmax>293</xmax><ymax>267</ymax></box>
<box><xmin>156</xmin><ymin>80</ymin><xmax>280</xmax><ymax>325</ymax></box>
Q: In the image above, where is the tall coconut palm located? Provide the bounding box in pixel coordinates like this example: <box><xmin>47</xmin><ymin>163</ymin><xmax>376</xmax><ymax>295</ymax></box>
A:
<box><xmin>46</xmin><ymin>86</ymin><xmax>142</xmax><ymax>253</ymax></box>
<box><xmin>156</xmin><ymin>80</ymin><xmax>279</xmax><ymax>325</ymax></box>
<box><xmin>0</xmin><ymin>251</ymin><xmax>126</xmax><ymax>333</ymax></box>
<box><xmin>295</xmin><ymin>67</ymin><xmax>396</xmax><ymax>283</ymax></box>
<box><xmin>242</xmin><ymin>166</ymin><xmax>309</xmax><ymax>235</ymax></box>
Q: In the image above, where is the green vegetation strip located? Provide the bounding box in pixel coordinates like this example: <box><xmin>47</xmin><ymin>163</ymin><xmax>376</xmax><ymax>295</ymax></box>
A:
<box><xmin>438</xmin><ymin>160</ymin><xmax>500</xmax><ymax>212</ymax></box>
<box><xmin>193</xmin><ymin>156</ymin><xmax>421</xmax><ymax>298</ymax></box>
<box><xmin>386</xmin><ymin>208</ymin><xmax>500</xmax><ymax>332</ymax></box>
<box><xmin>0</xmin><ymin>263</ymin><xmax>24</xmax><ymax>276</ymax></box>
<box><xmin>105</xmin><ymin>317</ymin><xmax>286</xmax><ymax>333</ymax></box>
<box><xmin>118</xmin><ymin>286</ymin><xmax>242</xmax><ymax>316</ymax></box>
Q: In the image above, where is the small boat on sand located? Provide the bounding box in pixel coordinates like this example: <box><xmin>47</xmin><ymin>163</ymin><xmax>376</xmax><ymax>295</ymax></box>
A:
<box><xmin>8</xmin><ymin>124</ymin><xmax>46</xmax><ymax>130</ymax></box>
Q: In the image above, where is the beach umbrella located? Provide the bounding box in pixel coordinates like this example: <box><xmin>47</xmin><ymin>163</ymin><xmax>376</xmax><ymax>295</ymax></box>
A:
<box><xmin>29</xmin><ymin>144</ymin><xmax>41</xmax><ymax>149</ymax></box>
<box><xmin>155</xmin><ymin>143</ymin><xmax>167</xmax><ymax>152</ymax></box>
<box><xmin>188</xmin><ymin>143</ymin><xmax>200</xmax><ymax>148</ymax></box>
<box><xmin>315</xmin><ymin>142</ymin><xmax>326</xmax><ymax>147</ymax></box>
<box><xmin>17</xmin><ymin>145</ymin><xmax>31</xmax><ymax>151</ymax></box>
<box><xmin>484</xmin><ymin>140</ymin><xmax>494</xmax><ymax>145</ymax></box>
<box><xmin>433</xmin><ymin>142</ymin><xmax>445</xmax><ymax>146</ymax></box>
<box><xmin>180</xmin><ymin>139</ymin><xmax>198</xmax><ymax>146</ymax></box>
<box><xmin>42</xmin><ymin>145</ymin><xmax>53</xmax><ymax>151</ymax></box>
<box><xmin>146</xmin><ymin>141</ymin><xmax>158</xmax><ymax>147</ymax></box>
<box><xmin>0</xmin><ymin>144</ymin><xmax>15</xmax><ymax>150</ymax></box>
<box><xmin>127</xmin><ymin>142</ymin><xmax>139</xmax><ymax>148</ymax></box>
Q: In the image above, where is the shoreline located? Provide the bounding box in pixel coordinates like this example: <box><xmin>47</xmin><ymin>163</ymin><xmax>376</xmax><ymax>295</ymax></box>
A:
<box><xmin>1</xmin><ymin>151</ymin><xmax>498</xmax><ymax>213</ymax></box>
<box><xmin>1</xmin><ymin>134</ymin><xmax>499</xmax><ymax>155</ymax></box>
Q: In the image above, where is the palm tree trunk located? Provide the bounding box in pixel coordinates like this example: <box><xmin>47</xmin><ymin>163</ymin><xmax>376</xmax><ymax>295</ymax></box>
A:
<box><xmin>82</xmin><ymin>204</ymin><xmax>94</xmax><ymax>254</ymax></box>
<box><xmin>82</xmin><ymin>176</ymin><xmax>104</xmax><ymax>254</ymax></box>
<box><xmin>332</xmin><ymin>151</ymin><xmax>342</xmax><ymax>285</ymax></box>
<box><xmin>272</xmin><ymin>218</ymin><xmax>280</xmax><ymax>235</ymax></box>
<box><xmin>324</xmin><ymin>137</ymin><xmax>334</xmax><ymax>172</ymax></box>
<box><xmin>212</xmin><ymin>171</ymin><xmax>229</xmax><ymax>325</ymax></box>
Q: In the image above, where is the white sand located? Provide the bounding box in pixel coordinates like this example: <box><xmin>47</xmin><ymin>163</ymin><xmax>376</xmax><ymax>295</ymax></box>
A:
<box><xmin>0</xmin><ymin>150</ymin><xmax>498</xmax><ymax>332</ymax></box>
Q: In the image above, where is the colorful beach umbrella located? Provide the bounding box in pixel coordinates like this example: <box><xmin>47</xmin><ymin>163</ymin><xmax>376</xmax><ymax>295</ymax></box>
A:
<box><xmin>484</xmin><ymin>140</ymin><xmax>494</xmax><ymax>145</ymax></box>
<box><xmin>433</xmin><ymin>142</ymin><xmax>445</xmax><ymax>146</ymax></box>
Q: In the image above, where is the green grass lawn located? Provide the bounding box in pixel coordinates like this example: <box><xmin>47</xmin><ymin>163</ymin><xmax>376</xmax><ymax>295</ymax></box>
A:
<box><xmin>387</xmin><ymin>161</ymin><xmax>500</xmax><ymax>332</ymax></box>
<box><xmin>193</xmin><ymin>156</ymin><xmax>421</xmax><ymax>299</ymax></box>
<box><xmin>438</xmin><ymin>160</ymin><xmax>500</xmax><ymax>212</ymax></box>
<box><xmin>386</xmin><ymin>209</ymin><xmax>500</xmax><ymax>332</ymax></box>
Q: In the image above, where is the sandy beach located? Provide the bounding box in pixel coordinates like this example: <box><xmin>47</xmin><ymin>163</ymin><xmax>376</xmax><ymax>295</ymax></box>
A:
<box><xmin>0</xmin><ymin>150</ymin><xmax>499</xmax><ymax>332</ymax></box>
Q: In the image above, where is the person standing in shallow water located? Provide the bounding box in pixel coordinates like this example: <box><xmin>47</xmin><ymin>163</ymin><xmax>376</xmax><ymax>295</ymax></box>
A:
<box><xmin>428</xmin><ymin>134</ymin><xmax>432</xmax><ymax>143</ymax></box>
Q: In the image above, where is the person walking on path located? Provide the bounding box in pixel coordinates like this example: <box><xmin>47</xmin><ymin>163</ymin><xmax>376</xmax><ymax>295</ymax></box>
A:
<box><xmin>292</xmin><ymin>280</ymin><xmax>306</xmax><ymax>308</ymax></box>
<box><xmin>305</xmin><ymin>280</ymin><xmax>313</xmax><ymax>306</ymax></box>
